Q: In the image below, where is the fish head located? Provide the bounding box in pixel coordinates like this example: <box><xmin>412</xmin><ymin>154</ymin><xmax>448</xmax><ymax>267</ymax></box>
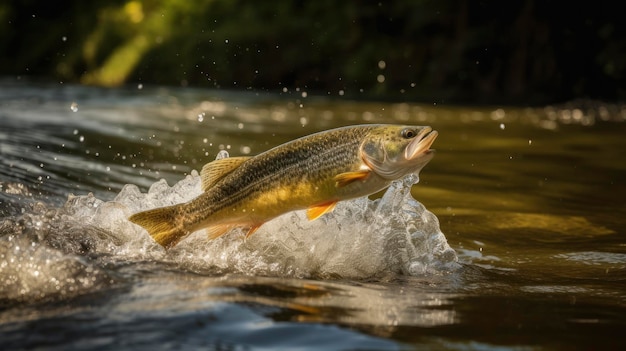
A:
<box><xmin>360</xmin><ymin>125</ymin><xmax>438</xmax><ymax>180</ymax></box>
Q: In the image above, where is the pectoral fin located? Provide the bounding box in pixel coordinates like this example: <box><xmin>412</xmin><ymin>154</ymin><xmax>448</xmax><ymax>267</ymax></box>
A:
<box><xmin>334</xmin><ymin>170</ymin><xmax>370</xmax><ymax>188</ymax></box>
<box><xmin>306</xmin><ymin>201</ymin><xmax>338</xmax><ymax>221</ymax></box>
<box><xmin>200</xmin><ymin>157</ymin><xmax>251</xmax><ymax>191</ymax></box>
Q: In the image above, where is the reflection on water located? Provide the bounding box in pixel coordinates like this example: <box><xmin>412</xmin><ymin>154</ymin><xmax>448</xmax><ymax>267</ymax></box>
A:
<box><xmin>1</xmin><ymin>81</ymin><xmax>626</xmax><ymax>350</ymax></box>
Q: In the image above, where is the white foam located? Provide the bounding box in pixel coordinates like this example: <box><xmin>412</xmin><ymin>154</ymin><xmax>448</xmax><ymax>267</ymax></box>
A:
<box><xmin>0</xmin><ymin>154</ymin><xmax>458</xmax><ymax>301</ymax></box>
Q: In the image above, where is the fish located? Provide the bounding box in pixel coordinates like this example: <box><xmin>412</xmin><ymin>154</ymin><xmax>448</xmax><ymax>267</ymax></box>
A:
<box><xmin>128</xmin><ymin>124</ymin><xmax>438</xmax><ymax>249</ymax></box>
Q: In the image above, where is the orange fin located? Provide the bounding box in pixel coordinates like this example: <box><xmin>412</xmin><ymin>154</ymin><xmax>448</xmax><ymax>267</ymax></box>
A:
<box><xmin>245</xmin><ymin>223</ymin><xmax>264</xmax><ymax>238</ymax></box>
<box><xmin>306</xmin><ymin>201</ymin><xmax>338</xmax><ymax>221</ymax></box>
<box><xmin>200</xmin><ymin>157</ymin><xmax>251</xmax><ymax>192</ymax></box>
<box><xmin>334</xmin><ymin>170</ymin><xmax>370</xmax><ymax>187</ymax></box>
<box><xmin>206</xmin><ymin>224</ymin><xmax>235</xmax><ymax>240</ymax></box>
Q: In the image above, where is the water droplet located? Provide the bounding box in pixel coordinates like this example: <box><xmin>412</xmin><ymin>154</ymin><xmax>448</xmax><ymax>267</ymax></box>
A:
<box><xmin>62</xmin><ymin>36</ymin><xmax>67</xmax><ymax>42</ymax></box>
<box><xmin>377</xmin><ymin>74</ymin><xmax>385</xmax><ymax>83</ymax></box>
<box><xmin>79</xmin><ymin>135</ymin><xmax>85</xmax><ymax>142</ymax></box>
<box><xmin>70</xmin><ymin>102</ymin><xmax>78</xmax><ymax>112</ymax></box>
<box><xmin>378</xmin><ymin>60</ymin><xmax>386</xmax><ymax>69</ymax></box>
<box><xmin>216</xmin><ymin>150</ymin><xmax>230</xmax><ymax>160</ymax></box>
<box><xmin>499</xmin><ymin>123</ymin><xmax>505</xmax><ymax>130</ymax></box>
<box><xmin>237</xmin><ymin>123</ymin><xmax>244</xmax><ymax>129</ymax></box>
<box><xmin>137</xmin><ymin>83</ymin><xmax>143</xmax><ymax>90</ymax></box>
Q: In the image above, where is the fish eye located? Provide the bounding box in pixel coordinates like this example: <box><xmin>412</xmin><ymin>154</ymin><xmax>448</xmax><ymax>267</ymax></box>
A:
<box><xmin>401</xmin><ymin>128</ymin><xmax>417</xmax><ymax>139</ymax></box>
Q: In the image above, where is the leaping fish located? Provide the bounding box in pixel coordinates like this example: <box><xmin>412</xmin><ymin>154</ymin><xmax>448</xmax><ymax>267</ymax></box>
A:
<box><xmin>129</xmin><ymin>124</ymin><xmax>438</xmax><ymax>249</ymax></box>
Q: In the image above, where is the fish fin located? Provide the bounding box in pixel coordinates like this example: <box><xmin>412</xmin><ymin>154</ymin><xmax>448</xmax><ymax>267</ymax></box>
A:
<box><xmin>306</xmin><ymin>201</ymin><xmax>338</xmax><ymax>221</ymax></box>
<box><xmin>200</xmin><ymin>157</ymin><xmax>251</xmax><ymax>192</ymax></box>
<box><xmin>129</xmin><ymin>205</ymin><xmax>187</xmax><ymax>249</ymax></box>
<box><xmin>206</xmin><ymin>224</ymin><xmax>236</xmax><ymax>240</ymax></box>
<box><xmin>245</xmin><ymin>223</ymin><xmax>264</xmax><ymax>238</ymax></box>
<box><xmin>334</xmin><ymin>170</ymin><xmax>370</xmax><ymax>187</ymax></box>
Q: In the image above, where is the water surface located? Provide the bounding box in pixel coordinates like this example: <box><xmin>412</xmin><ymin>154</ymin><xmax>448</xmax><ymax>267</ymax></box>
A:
<box><xmin>1</xmin><ymin>80</ymin><xmax>625</xmax><ymax>350</ymax></box>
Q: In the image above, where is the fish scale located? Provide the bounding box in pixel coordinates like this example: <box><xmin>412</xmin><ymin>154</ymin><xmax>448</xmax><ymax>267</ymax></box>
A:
<box><xmin>194</xmin><ymin>126</ymin><xmax>371</xmax><ymax>215</ymax></box>
<box><xmin>129</xmin><ymin>124</ymin><xmax>437</xmax><ymax>249</ymax></box>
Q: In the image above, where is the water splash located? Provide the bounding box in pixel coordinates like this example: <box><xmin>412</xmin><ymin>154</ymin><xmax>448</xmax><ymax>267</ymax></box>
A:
<box><xmin>0</xmin><ymin>153</ymin><xmax>458</xmax><ymax>302</ymax></box>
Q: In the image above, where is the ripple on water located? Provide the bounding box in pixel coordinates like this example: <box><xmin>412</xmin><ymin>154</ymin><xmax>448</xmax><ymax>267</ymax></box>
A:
<box><xmin>554</xmin><ymin>251</ymin><xmax>626</xmax><ymax>267</ymax></box>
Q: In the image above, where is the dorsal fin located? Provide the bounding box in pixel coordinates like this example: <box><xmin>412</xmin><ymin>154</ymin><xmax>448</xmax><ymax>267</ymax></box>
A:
<box><xmin>200</xmin><ymin>157</ymin><xmax>251</xmax><ymax>191</ymax></box>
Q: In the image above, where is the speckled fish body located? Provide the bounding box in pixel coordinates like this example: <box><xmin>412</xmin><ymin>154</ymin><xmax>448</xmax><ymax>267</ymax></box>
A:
<box><xmin>129</xmin><ymin>124</ymin><xmax>438</xmax><ymax>249</ymax></box>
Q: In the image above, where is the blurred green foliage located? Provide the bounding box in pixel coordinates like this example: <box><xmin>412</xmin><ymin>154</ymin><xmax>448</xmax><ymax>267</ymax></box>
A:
<box><xmin>1</xmin><ymin>0</ymin><xmax>624</xmax><ymax>104</ymax></box>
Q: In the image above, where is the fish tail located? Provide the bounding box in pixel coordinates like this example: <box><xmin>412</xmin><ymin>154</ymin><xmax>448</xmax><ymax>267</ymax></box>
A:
<box><xmin>129</xmin><ymin>205</ymin><xmax>188</xmax><ymax>249</ymax></box>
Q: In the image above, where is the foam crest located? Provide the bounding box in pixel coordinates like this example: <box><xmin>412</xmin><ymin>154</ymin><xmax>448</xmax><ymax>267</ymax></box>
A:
<box><xmin>0</xmin><ymin>155</ymin><xmax>458</xmax><ymax>302</ymax></box>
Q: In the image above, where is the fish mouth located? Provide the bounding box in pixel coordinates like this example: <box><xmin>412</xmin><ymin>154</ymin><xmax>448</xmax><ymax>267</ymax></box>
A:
<box><xmin>405</xmin><ymin>127</ymin><xmax>438</xmax><ymax>160</ymax></box>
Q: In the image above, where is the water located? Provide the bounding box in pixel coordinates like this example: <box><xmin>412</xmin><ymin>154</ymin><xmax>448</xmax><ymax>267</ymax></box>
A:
<box><xmin>1</xmin><ymin>80</ymin><xmax>626</xmax><ymax>350</ymax></box>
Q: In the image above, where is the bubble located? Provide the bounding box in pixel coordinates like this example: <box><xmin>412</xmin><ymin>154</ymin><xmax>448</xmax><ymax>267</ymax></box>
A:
<box><xmin>70</xmin><ymin>102</ymin><xmax>78</xmax><ymax>112</ymax></box>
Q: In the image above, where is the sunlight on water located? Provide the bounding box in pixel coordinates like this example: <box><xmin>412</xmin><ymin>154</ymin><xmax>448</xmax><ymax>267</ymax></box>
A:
<box><xmin>2</xmin><ymin>82</ymin><xmax>626</xmax><ymax>350</ymax></box>
<box><xmin>0</xmin><ymin>151</ymin><xmax>458</xmax><ymax>303</ymax></box>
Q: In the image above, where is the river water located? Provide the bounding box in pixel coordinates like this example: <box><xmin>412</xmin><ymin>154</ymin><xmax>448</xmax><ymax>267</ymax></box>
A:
<box><xmin>1</xmin><ymin>80</ymin><xmax>625</xmax><ymax>350</ymax></box>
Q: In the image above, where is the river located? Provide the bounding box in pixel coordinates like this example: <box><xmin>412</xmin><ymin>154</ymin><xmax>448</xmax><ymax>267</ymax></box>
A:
<box><xmin>1</xmin><ymin>80</ymin><xmax>625</xmax><ymax>350</ymax></box>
